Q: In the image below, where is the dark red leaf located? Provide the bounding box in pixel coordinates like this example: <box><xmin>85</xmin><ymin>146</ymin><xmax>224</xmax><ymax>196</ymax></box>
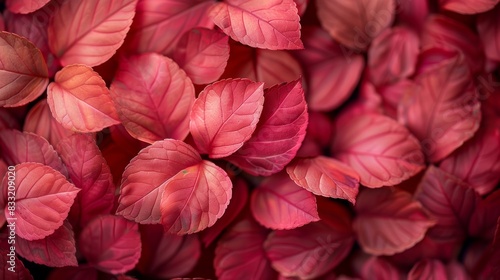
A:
<box><xmin>47</xmin><ymin>266</ymin><xmax>99</xmax><ymax>280</ymax></box>
<box><xmin>477</xmin><ymin>5</ymin><xmax>500</xmax><ymax>71</ymax></box>
<box><xmin>469</xmin><ymin>189</ymin><xmax>500</xmax><ymax>240</ymax></box>
<box><xmin>0</xmin><ymin>241</ymin><xmax>33</xmax><ymax>280</ymax></box>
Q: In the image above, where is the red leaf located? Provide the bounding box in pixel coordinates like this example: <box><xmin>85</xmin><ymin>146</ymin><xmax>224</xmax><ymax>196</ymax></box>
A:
<box><xmin>47</xmin><ymin>64</ymin><xmax>120</xmax><ymax>132</ymax></box>
<box><xmin>56</xmin><ymin>134</ymin><xmax>115</xmax><ymax>229</ymax></box>
<box><xmin>6</xmin><ymin>0</ymin><xmax>50</xmax><ymax>14</ymax></box>
<box><xmin>3</xmin><ymin>162</ymin><xmax>79</xmax><ymax>240</ymax></box>
<box><xmin>439</xmin><ymin>0</ymin><xmax>499</xmax><ymax>14</ymax></box>
<box><xmin>331</xmin><ymin>113</ymin><xmax>425</xmax><ymax>188</ymax></box>
<box><xmin>287</xmin><ymin>156</ymin><xmax>360</xmax><ymax>204</ymax></box>
<box><xmin>477</xmin><ymin>5</ymin><xmax>500</xmax><ymax>63</ymax></box>
<box><xmin>124</xmin><ymin>0</ymin><xmax>215</xmax><ymax>56</ymax></box>
<box><xmin>173</xmin><ymin>28</ymin><xmax>229</xmax><ymax>85</ymax></box>
<box><xmin>353</xmin><ymin>253</ymin><xmax>402</xmax><ymax>280</ymax></box>
<box><xmin>408</xmin><ymin>259</ymin><xmax>470</xmax><ymax>280</ymax></box>
<box><xmin>398</xmin><ymin>49</ymin><xmax>481</xmax><ymax>162</ymax></box>
<box><xmin>160</xmin><ymin>160</ymin><xmax>232</xmax><ymax>234</ymax></box>
<box><xmin>294</xmin><ymin>0</ymin><xmax>308</xmax><ymax>16</ymax></box>
<box><xmin>116</xmin><ymin>139</ymin><xmax>202</xmax><ymax>223</ymax></box>
<box><xmin>190</xmin><ymin>78</ymin><xmax>264</xmax><ymax>158</ymax></box>
<box><xmin>209</xmin><ymin>0</ymin><xmax>303</xmax><ymax>50</ymax></box>
<box><xmin>0</xmin><ymin>13</ymin><xmax>4</xmax><ymax>31</ymax></box>
<box><xmin>17</xmin><ymin>221</ymin><xmax>77</xmax><ymax>267</ymax></box>
<box><xmin>469</xmin><ymin>190</ymin><xmax>500</xmax><ymax>240</ymax></box>
<box><xmin>396</xmin><ymin>0</ymin><xmax>429</xmax><ymax>33</ymax></box>
<box><xmin>415</xmin><ymin>166</ymin><xmax>480</xmax><ymax>241</ymax></box>
<box><xmin>354</xmin><ymin>188</ymin><xmax>435</xmax><ymax>255</ymax></box>
<box><xmin>251</xmin><ymin>172</ymin><xmax>319</xmax><ymax>230</ymax></box>
<box><xmin>0</xmin><ymin>242</ymin><xmax>33</xmax><ymax>280</ymax></box>
<box><xmin>47</xmin><ymin>266</ymin><xmax>98</xmax><ymax>280</ymax></box>
<box><xmin>316</xmin><ymin>0</ymin><xmax>395</xmax><ymax>51</ymax></box>
<box><xmin>137</xmin><ymin>225</ymin><xmax>200</xmax><ymax>278</ymax></box>
<box><xmin>294</xmin><ymin>26</ymin><xmax>364</xmax><ymax>111</ymax></box>
<box><xmin>48</xmin><ymin>0</ymin><xmax>138</xmax><ymax>67</ymax></box>
<box><xmin>264</xmin><ymin>200</ymin><xmax>354</xmax><ymax>279</ymax></box>
<box><xmin>78</xmin><ymin>215</ymin><xmax>141</xmax><ymax>275</ymax></box>
<box><xmin>110</xmin><ymin>53</ymin><xmax>195</xmax><ymax>143</ymax></box>
<box><xmin>0</xmin><ymin>31</ymin><xmax>48</xmax><ymax>107</ymax></box>
<box><xmin>214</xmin><ymin>218</ymin><xmax>277</xmax><ymax>280</ymax></box>
<box><xmin>226</xmin><ymin>80</ymin><xmax>307</xmax><ymax>176</ymax></box>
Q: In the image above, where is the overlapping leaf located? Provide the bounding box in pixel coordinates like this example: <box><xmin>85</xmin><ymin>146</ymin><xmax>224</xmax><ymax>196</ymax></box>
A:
<box><xmin>439</xmin><ymin>0</ymin><xmax>499</xmax><ymax>14</ymax></box>
<box><xmin>407</xmin><ymin>259</ymin><xmax>470</xmax><ymax>280</ymax></box>
<box><xmin>477</xmin><ymin>5</ymin><xmax>500</xmax><ymax>63</ymax></box>
<box><xmin>469</xmin><ymin>190</ymin><xmax>500</xmax><ymax>240</ymax></box>
<box><xmin>6</xmin><ymin>0</ymin><xmax>50</xmax><ymax>14</ymax></box>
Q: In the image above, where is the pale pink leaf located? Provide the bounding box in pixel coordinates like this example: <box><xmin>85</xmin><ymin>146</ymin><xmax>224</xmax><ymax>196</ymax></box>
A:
<box><xmin>124</xmin><ymin>0</ymin><xmax>215</xmax><ymax>55</ymax></box>
<box><xmin>78</xmin><ymin>215</ymin><xmax>141</xmax><ymax>275</ymax></box>
<box><xmin>287</xmin><ymin>156</ymin><xmax>360</xmax><ymax>204</ymax></box>
<box><xmin>251</xmin><ymin>172</ymin><xmax>319</xmax><ymax>230</ymax></box>
<box><xmin>47</xmin><ymin>64</ymin><xmax>120</xmax><ymax>132</ymax></box>
<box><xmin>408</xmin><ymin>259</ymin><xmax>470</xmax><ymax>280</ymax></box>
<box><xmin>160</xmin><ymin>160</ymin><xmax>232</xmax><ymax>234</ymax></box>
<box><xmin>190</xmin><ymin>78</ymin><xmax>264</xmax><ymax>158</ymax></box>
<box><xmin>214</xmin><ymin>218</ymin><xmax>278</xmax><ymax>280</ymax></box>
<box><xmin>316</xmin><ymin>0</ymin><xmax>395</xmax><ymax>51</ymax></box>
<box><xmin>469</xmin><ymin>190</ymin><xmax>500</xmax><ymax>240</ymax></box>
<box><xmin>110</xmin><ymin>53</ymin><xmax>195</xmax><ymax>143</ymax></box>
<box><xmin>173</xmin><ymin>28</ymin><xmax>229</xmax><ymax>85</ymax></box>
<box><xmin>439</xmin><ymin>0</ymin><xmax>499</xmax><ymax>14</ymax></box>
<box><xmin>331</xmin><ymin>113</ymin><xmax>425</xmax><ymax>188</ymax></box>
<box><xmin>137</xmin><ymin>225</ymin><xmax>200</xmax><ymax>278</ymax></box>
<box><xmin>294</xmin><ymin>26</ymin><xmax>364</xmax><ymax>111</ymax></box>
<box><xmin>48</xmin><ymin>0</ymin><xmax>138</xmax><ymax>66</ymax></box>
<box><xmin>6</xmin><ymin>0</ymin><xmax>50</xmax><ymax>14</ymax></box>
<box><xmin>354</xmin><ymin>188</ymin><xmax>436</xmax><ymax>256</ymax></box>
<box><xmin>226</xmin><ymin>80</ymin><xmax>307</xmax><ymax>176</ymax></box>
<box><xmin>477</xmin><ymin>5</ymin><xmax>500</xmax><ymax>62</ymax></box>
<box><xmin>17</xmin><ymin>221</ymin><xmax>77</xmax><ymax>267</ymax></box>
<box><xmin>209</xmin><ymin>0</ymin><xmax>303</xmax><ymax>50</ymax></box>
<box><xmin>116</xmin><ymin>139</ymin><xmax>201</xmax><ymax>223</ymax></box>
<box><xmin>398</xmin><ymin>49</ymin><xmax>481</xmax><ymax>162</ymax></box>
<box><xmin>0</xmin><ymin>31</ymin><xmax>48</xmax><ymax>107</ymax></box>
<box><xmin>2</xmin><ymin>162</ymin><xmax>79</xmax><ymax>240</ymax></box>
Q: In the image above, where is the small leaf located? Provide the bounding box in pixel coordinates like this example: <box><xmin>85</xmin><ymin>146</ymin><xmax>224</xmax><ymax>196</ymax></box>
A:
<box><xmin>47</xmin><ymin>64</ymin><xmax>120</xmax><ymax>132</ymax></box>
<box><xmin>6</xmin><ymin>0</ymin><xmax>50</xmax><ymax>14</ymax></box>
<box><xmin>439</xmin><ymin>0</ymin><xmax>499</xmax><ymax>14</ymax></box>
<box><xmin>190</xmin><ymin>78</ymin><xmax>264</xmax><ymax>158</ymax></box>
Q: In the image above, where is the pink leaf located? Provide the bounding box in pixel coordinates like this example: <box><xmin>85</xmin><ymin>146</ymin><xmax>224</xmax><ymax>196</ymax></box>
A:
<box><xmin>110</xmin><ymin>53</ymin><xmax>195</xmax><ymax>143</ymax></box>
<box><xmin>78</xmin><ymin>215</ymin><xmax>141</xmax><ymax>275</ymax></box>
<box><xmin>190</xmin><ymin>78</ymin><xmax>264</xmax><ymax>158</ymax></box>
<box><xmin>408</xmin><ymin>259</ymin><xmax>470</xmax><ymax>280</ymax></box>
<box><xmin>2</xmin><ymin>162</ymin><xmax>79</xmax><ymax>240</ymax></box>
<box><xmin>173</xmin><ymin>28</ymin><xmax>229</xmax><ymax>85</ymax></box>
<box><xmin>6</xmin><ymin>0</ymin><xmax>50</xmax><ymax>14</ymax></box>
<box><xmin>294</xmin><ymin>26</ymin><xmax>364</xmax><ymax>111</ymax></box>
<box><xmin>160</xmin><ymin>160</ymin><xmax>232</xmax><ymax>234</ymax></box>
<box><xmin>47</xmin><ymin>64</ymin><xmax>120</xmax><ymax>132</ymax></box>
<box><xmin>214</xmin><ymin>218</ymin><xmax>278</xmax><ymax>280</ymax></box>
<box><xmin>287</xmin><ymin>156</ymin><xmax>360</xmax><ymax>204</ymax></box>
<box><xmin>354</xmin><ymin>188</ymin><xmax>435</xmax><ymax>256</ymax></box>
<box><xmin>116</xmin><ymin>139</ymin><xmax>202</xmax><ymax>223</ymax></box>
<box><xmin>398</xmin><ymin>49</ymin><xmax>481</xmax><ymax>162</ymax></box>
<box><xmin>316</xmin><ymin>0</ymin><xmax>395</xmax><ymax>51</ymax></box>
<box><xmin>415</xmin><ymin>166</ymin><xmax>480</xmax><ymax>241</ymax></box>
<box><xmin>137</xmin><ymin>225</ymin><xmax>200</xmax><ymax>278</ymax></box>
<box><xmin>477</xmin><ymin>5</ymin><xmax>500</xmax><ymax>62</ymax></box>
<box><xmin>469</xmin><ymin>190</ymin><xmax>500</xmax><ymax>240</ymax></box>
<box><xmin>124</xmin><ymin>0</ymin><xmax>215</xmax><ymax>56</ymax></box>
<box><xmin>264</xmin><ymin>200</ymin><xmax>354</xmax><ymax>279</ymax></box>
<box><xmin>48</xmin><ymin>0</ymin><xmax>138</xmax><ymax>67</ymax></box>
<box><xmin>0</xmin><ymin>31</ymin><xmax>48</xmax><ymax>107</ymax></box>
<box><xmin>56</xmin><ymin>134</ymin><xmax>115</xmax><ymax>229</ymax></box>
<box><xmin>353</xmin><ymin>253</ymin><xmax>402</xmax><ymax>280</ymax></box>
<box><xmin>209</xmin><ymin>0</ymin><xmax>303</xmax><ymax>50</ymax></box>
<box><xmin>439</xmin><ymin>0</ymin><xmax>499</xmax><ymax>14</ymax></box>
<box><xmin>331</xmin><ymin>113</ymin><xmax>425</xmax><ymax>188</ymax></box>
<box><xmin>251</xmin><ymin>172</ymin><xmax>319</xmax><ymax>230</ymax></box>
<box><xmin>17</xmin><ymin>221</ymin><xmax>77</xmax><ymax>267</ymax></box>
<box><xmin>226</xmin><ymin>80</ymin><xmax>307</xmax><ymax>176</ymax></box>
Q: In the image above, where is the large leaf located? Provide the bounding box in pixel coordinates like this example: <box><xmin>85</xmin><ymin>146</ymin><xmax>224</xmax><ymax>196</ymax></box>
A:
<box><xmin>477</xmin><ymin>5</ymin><xmax>500</xmax><ymax>65</ymax></box>
<box><xmin>116</xmin><ymin>139</ymin><xmax>201</xmax><ymax>223</ymax></box>
<box><xmin>48</xmin><ymin>0</ymin><xmax>138</xmax><ymax>66</ymax></box>
<box><xmin>2</xmin><ymin>162</ymin><xmax>79</xmax><ymax>240</ymax></box>
<box><xmin>354</xmin><ymin>188</ymin><xmax>435</xmax><ymax>256</ymax></box>
<box><xmin>0</xmin><ymin>31</ymin><xmax>48</xmax><ymax>107</ymax></box>
<box><xmin>110</xmin><ymin>53</ymin><xmax>195</xmax><ymax>143</ymax></box>
<box><xmin>78</xmin><ymin>215</ymin><xmax>141</xmax><ymax>275</ymax></box>
<box><xmin>160</xmin><ymin>160</ymin><xmax>232</xmax><ymax>234</ymax></box>
<box><xmin>17</xmin><ymin>221</ymin><xmax>77</xmax><ymax>267</ymax></box>
<box><xmin>214</xmin><ymin>218</ymin><xmax>277</xmax><ymax>280</ymax></box>
<box><xmin>124</xmin><ymin>0</ymin><xmax>215</xmax><ymax>55</ymax></box>
<box><xmin>47</xmin><ymin>64</ymin><xmax>120</xmax><ymax>132</ymax></box>
<box><xmin>398</xmin><ymin>49</ymin><xmax>481</xmax><ymax>162</ymax></box>
<box><xmin>331</xmin><ymin>113</ymin><xmax>425</xmax><ymax>188</ymax></box>
<box><xmin>190</xmin><ymin>78</ymin><xmax>264</xmax><ymax>158</ymax></box>
<box><xmin>6</xmin><ymin>0</ymin><xmax>50</xmax><ymax>14</ymax></box>
<box><xmin>439</xmin><ymin>0</ymin><xmax>499</xmax><ymax>14</ymax></box>
<box><xmin>226</xmin><ymin>80</ymin><xmax>307</xmax><ymax>176</ymax></box>
<box><xmin>316</xmin><ymin>0</ymin><xmax>395</xmax><ymax>51</ymax></box>
<box><xmin>209</xmin><ymin>0</ymin><xmax>303</xmax><ymax>50</ymax></box>
<box><xmin>287</xmin><ymin>156</ymin><xmax>360</xmax><ymax>204</ymax></box>
<box><xmin>173</xmin><ymin>28</ymin><xmax>229</xmax><ymax>85</ymax></box>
